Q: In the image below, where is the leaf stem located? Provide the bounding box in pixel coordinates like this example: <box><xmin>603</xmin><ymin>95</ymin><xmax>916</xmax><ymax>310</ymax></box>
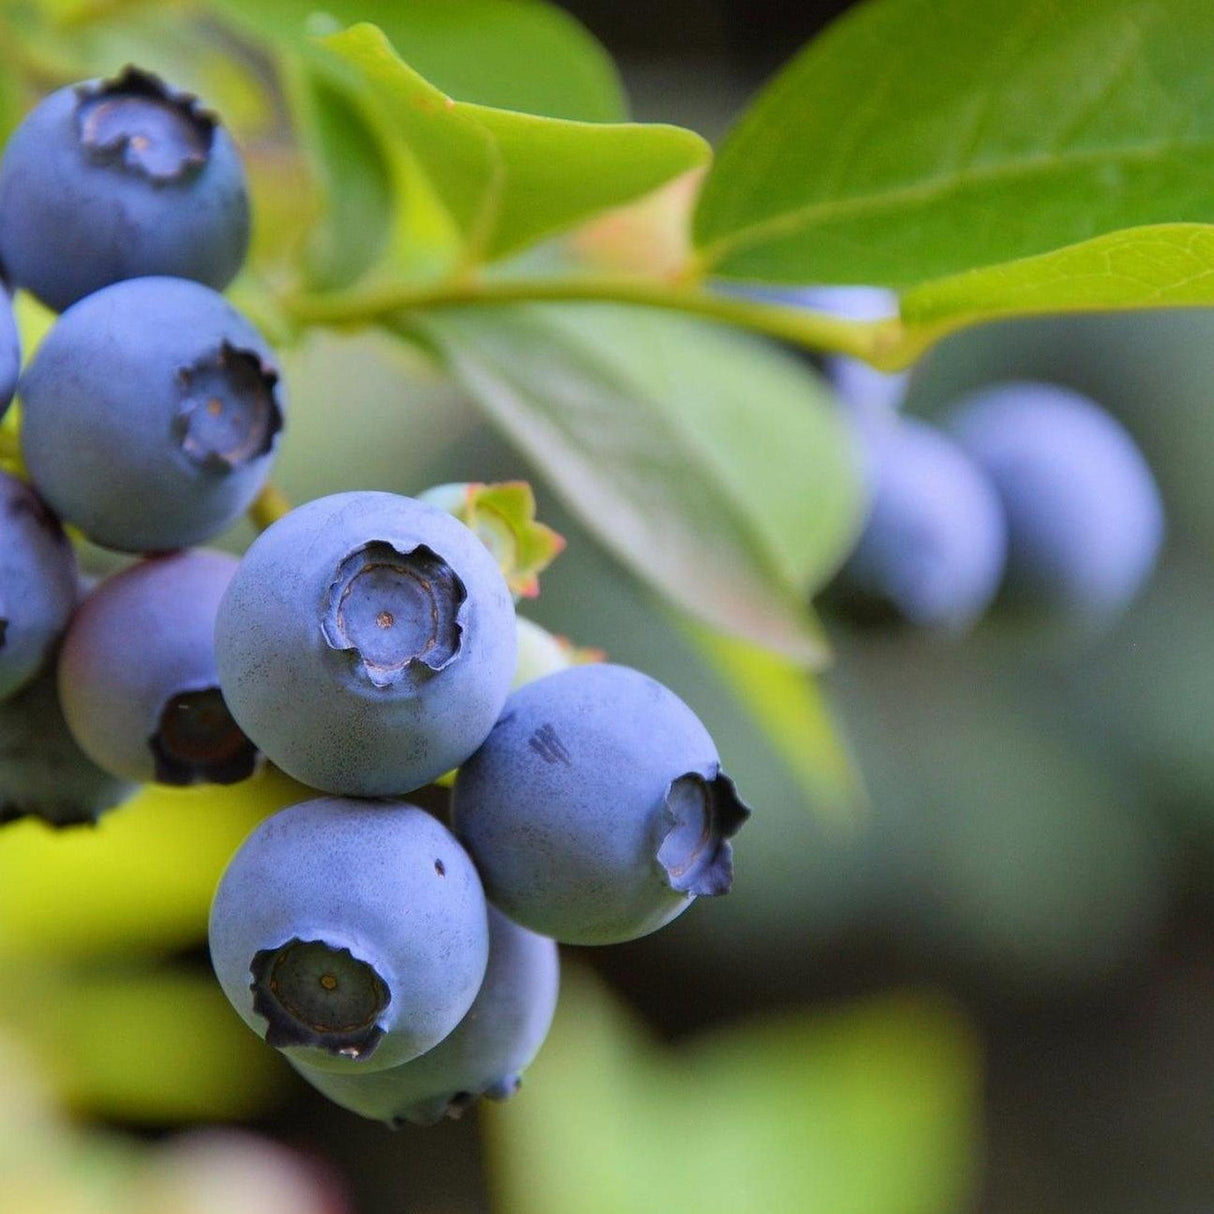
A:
<box><xmin>284</xmin><ymin>275</ymin><xmax>911</xmax><ymax>370</ymax></box>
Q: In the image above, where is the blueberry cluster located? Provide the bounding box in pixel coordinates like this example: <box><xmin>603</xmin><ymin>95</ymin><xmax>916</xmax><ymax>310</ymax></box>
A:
<box><xmin>810</xmin><ymin>288</ymin><xmax>1165</xmax><ymax>635</ymax></box>
<box><xmin>209</xmin><ymin>504</ymin><xmax>750</xmax><ymax>1120</ymax></box>
<box><xmin>0</xmin><ymin>69</ymin><xmax>278</xmax><ymax>824</ymax></box>
<box><xmin>0</xmin><ymin>69</ymin><xmax>751</xmax><ymax>1127</ymax></box>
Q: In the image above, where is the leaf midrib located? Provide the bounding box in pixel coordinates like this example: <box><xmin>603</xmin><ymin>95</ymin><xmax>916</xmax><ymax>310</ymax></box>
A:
<box><xmin>700</xmin><ymin>130</ymin><xmax>1214</xmax><ymax>269</ymax></box>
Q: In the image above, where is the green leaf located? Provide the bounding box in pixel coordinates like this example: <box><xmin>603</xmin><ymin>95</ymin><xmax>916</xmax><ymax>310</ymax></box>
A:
<box><xmin>695</xmin><ymin>0</ymin><xmax>1214</xmax><ymax>286</ymax></box>
<box><xmin>485</xmin><ymin>966</ymin><xmax>980</xmax><ymax>1214</ymax></box>
<box><xmin>320</xmin><ymin>24</ymin><xmax>709</xmax><ymax>266</ymax></box>
<box><xmin>899</xmin><ymin>222</ymin><xmax>1214</xmax><ymax>352</ymax></box>
<box><xmin>289</xmin><ymin>67</ymin><xmax>395</xmax><ymax>290</ymax></box>
<box><xmin>0</xmin><ymin>770</ymin><xmax>306</xmax><ymax>962</ymax></box>
<box><xmin>683</xmin><ymin>620</ymin><xmax>867</xmax><ymax>819</ymax></box>
<box><xmin>418</xmin><ymin>480</ymin><xmax>566</xmax><ymax>599</ymax></box>
<box><xmin>0</xmin><ymin>967</ymin><xmax>284</xmax><ymax>1121</ymax></box>
<box><xmin>417</xmin><ymin>304</ymin><xmax>863</xmax><ymax>665</ymax></box>
<box><xmin>209</xmin><ymin>0</ymin><xmax>624</xmax><ymax>121</ymax></box>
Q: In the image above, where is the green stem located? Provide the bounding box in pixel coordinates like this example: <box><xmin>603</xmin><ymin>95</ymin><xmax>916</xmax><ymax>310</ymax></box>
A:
<box><xmin>285</xmin><ymin>275</ymin><xmax>911</xmax><ymax>370</ymax></box>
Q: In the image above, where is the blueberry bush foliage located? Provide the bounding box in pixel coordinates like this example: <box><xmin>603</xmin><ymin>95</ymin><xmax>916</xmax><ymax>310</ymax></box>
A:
<box><xmin>0</xmin><ymin>0</ymin><xmax>1210</xmax><ymax>1209</ymax></box>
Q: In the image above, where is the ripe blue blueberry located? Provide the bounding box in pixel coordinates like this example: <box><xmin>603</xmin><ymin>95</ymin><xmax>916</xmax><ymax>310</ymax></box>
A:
<box><xmin>832</xmin><ymin>416</ymin><xmax>1007</xmax><ymax>631</ymax></box>
<box><xmin>58</xmin><ymin>549</ymin><xmax>258</xmax><ymax>786</ymax></box>
<box><xmin>0</xmin><ymin>471</ymin><xmax>79</xmax><ymax>702</ymax></box>
<box><xmin>209</xmin><ymin>797</ymin><xmax>490</xmax><ymax>1072</ymax></box>
<box><xmin>453</xmin><ymin>663</ymin><xmax>751</xmax><ymax>945</ymax></box>
<box><xmin>0</xmin><ymin>67</ymin><xmax>249</xmax><ymax>312</ymax></box>
<box><xmin>947</xmin><ymin>382</ymin><xmax>1165</xmax><ymax>624</ymax></box>
<box><xmin>0</xmin><ymin>663</ymin><xmax>138</xmax><ymax>827</ymax></box>
<box><xmin>0</xmin><ymin>282</ymin><xmax>18</xmax><ymax>419</ymax></box>
<box><xmin>291</xmin><ymin>905</ymin><xmax>559</xmax><ymax>1126</ymax></box>
<box><xmin>215</xmin><ymin>492</ymin><xmax>517</xmax><ymax>797</ymax></box>
<box><xmin>19</xmin><ymin>276</ymin><xmax>284</xmax><ymax>552</ymax></box>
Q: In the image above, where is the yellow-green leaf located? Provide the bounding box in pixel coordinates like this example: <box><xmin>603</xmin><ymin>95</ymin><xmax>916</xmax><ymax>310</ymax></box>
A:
<box><xmin>320</xmin><ymin>24</ymin><xmax>709</xmax><ymax>267</ymax></box>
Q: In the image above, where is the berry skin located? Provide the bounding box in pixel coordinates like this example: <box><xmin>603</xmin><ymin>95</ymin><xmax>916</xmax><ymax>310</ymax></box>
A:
<box><xmin>0</xmin><ymin>471</ymin><xmax>79</xmax><ymax>702</ymax></box>
<box><xmin>0</xmin><ymin>283</ymin><xmax>19</xmax><ymax>420</ymax></box>
<box><xmin>0</xmin><ymin>663</ymin><xmax>138</xmax><ymax>827</ymax></box>
<box><xmin>452</xmin><ymin>663</ymin><xmax>751</xmax><ymax>945</ymax></box>
<box><xmin>208</xmin><ymin>797</ymin><xmax>490</xmax><ymax>1073</ymax></box>
<box><xmin>19</xmin><ymin>276</ymin><xmax>284</xmax><ymax>552</ymax></box>
<box><xmin>292</xmin><ymin>905</ymin><xmax>559</xmax><ymax>1126</ymax></box>
<box><xmin>215</xmin><ymin>492</ymin><xmax>517</xmax><ymax>797</ymax></box>
<box><xmin>832</xmin><ymin>416</ymin><xmax>1007</xmax><ymax>632</ymax></box>
<box><xmin>0</xmin><ymin>67</ymin><xmax>249</xmax><ymax>313</ymax></box>
<box><xmin>58</xmin><ymin>549</ymin><xmax>258</xmax><ymax>786</ymax></box>
<box><xmin>947</xmin><ymin>382</ymin><xmax>1165</xmax><ymax>624</ymax></box>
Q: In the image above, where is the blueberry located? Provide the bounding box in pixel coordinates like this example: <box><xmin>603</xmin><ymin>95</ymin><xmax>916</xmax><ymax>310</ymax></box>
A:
<box><xmin>452</xmin><ymin>663</ymin><xmax>751</xmax><ymax>945</ymax></box>
<box><xmin>58</xmin><ymin>549</ymin><xmax>258</xmax><ymax>786</ymax></box>
<box><xmin>0</xmin><ymin>662</ymin><xmax>138</xmax><ymax>827</ymax></box>
<box><xmin>0</xmin><ymin>282</ymin><xmax>19</xmax><ymax>420</ymax></box>
<box><xmin>947</xmin><ymin>382</ymin><xmax>1165</xmax><ymax>624</ymax></box>
<box><xmin>0</xmin><ymin>67</ymin><xmax>249</xmax><ymax>312</ymax></box>
<box><xmin>215</xmin><ymin>492</ymin><xmax>517</xmax><ymax>796</ymax></box>
<box><xmin>0</xmin><ymin>471</ymin><xmax>78</xmax><ymax>702</ymax></box>
<box><xmin>19</xmin><ymin>276</ymin><xmax>284</xmax><ymax>552</ymax></box>
<box><xmin>291</xmin><ymin>905</ymin><xmax>559</xmax><ymax>1126</ymax></box>
<box><xmin>831</xmin><ymin>416</ymin><xmax>1007</xmax><ymax>631</ymax></box>
<box><xmin>209</xmin><ymin>797</ymin><xmax>489</xmax><ymax>1071</ymax></box>
<box><xmin>793</xmin><ymin>286</ymin><xmax>909</xmax><ymax>418</ymax></box>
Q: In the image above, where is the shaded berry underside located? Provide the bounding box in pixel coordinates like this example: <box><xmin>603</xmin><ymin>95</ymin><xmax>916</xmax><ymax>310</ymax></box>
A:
<box><xmin>150</xmin><ymin>686</ymin><xmax>259</xmax><ymax>785</ymax></box>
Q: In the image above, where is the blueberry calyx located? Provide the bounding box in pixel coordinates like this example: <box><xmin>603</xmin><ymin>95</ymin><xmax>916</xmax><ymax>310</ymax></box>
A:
<box><xmin>149</xmin><ymin>687</ymin><xmax>259</xmax><ymax>786</ymax></box>
<box><xmin>75</xmin><ymin>67</ymin><xmax>214</xmax><ymax>183</ymax></box>
<box><xmin>173</xmin><ymin>342</ymin><xmax>283</xmax><ymax>474</ymax></box>
<box><xmin>250</xmin><ymin>939</ymin><xmax>390</xmax><ymax>1060</ymax></box>
<box><xmin>322</xmin><ymin>542</ymin><xmax>467</xmax><ymax>690</ymax></box>
<box><xmin>657</xmin><ymin>769</ymin><xmax>751</xmax><ymax>897</ymax></box>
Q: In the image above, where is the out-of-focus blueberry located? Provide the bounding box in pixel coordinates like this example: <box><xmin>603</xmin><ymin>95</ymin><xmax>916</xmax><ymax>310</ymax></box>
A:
<box><xmin>831</xmin><ymin>417</ymin><xmax>1007</xmax><ymax>632</ymax></box>
<box><xmin>0</xmin><ymin>471</ymin><xmax>78</xmax><ymax>702</ymax></box>
<box><xmin>292</xmin><ymin>905</ymin><xmax>559</xmax><ymax>1126</ymax></box>
<box><xmin>0</xmin><ymin>662</ymin><xmax>138</xmax><ymax>826</ymax></box>
<box><xmin>790</xmin><ymin>286</ymin><xmax>909</xmax><ymax>418</ymax></box>
<box><xmin>19</xmin><ymin>276</ymin><xmax>284</xmax><ymax>552</ymax></box>
<box><xmin>58</xmin><ymin>549</ymin><xmax>258</xmax><ymax>786</ymax></box>
<box><xmin>948</xmin><ymin>381</ymin><xmax>1165</xmax><ymax>624</ymax></box>
<box><xmin>0</xmin><ymin>282</ymin><xmax>19</xmax><ymax>420</ymax></box>
<box><xmin>209</xmin><ymin>797</ymin><xmax>490</xmax><ymax>1072</ymax></box>
<box><xmin>0</xmin><ymin>67</ymin><xmax>249</xmax><ymax>312</ymax></box>
<box><xmin>453</xmin><ymin>663</ymin><xmax>750</xmax><ymax>945</ymax></box>
<box><xmin>215</xmin><ymin>492</ymin><xmax>516</xmax><ymax>797</ymax></box>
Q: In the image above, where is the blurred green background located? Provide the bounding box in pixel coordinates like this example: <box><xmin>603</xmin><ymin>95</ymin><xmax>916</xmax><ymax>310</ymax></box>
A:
<box><xmin>3</xmin><ymin>2</ymin><xmax>1214</xmax><ymax>1213</ymax></box>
